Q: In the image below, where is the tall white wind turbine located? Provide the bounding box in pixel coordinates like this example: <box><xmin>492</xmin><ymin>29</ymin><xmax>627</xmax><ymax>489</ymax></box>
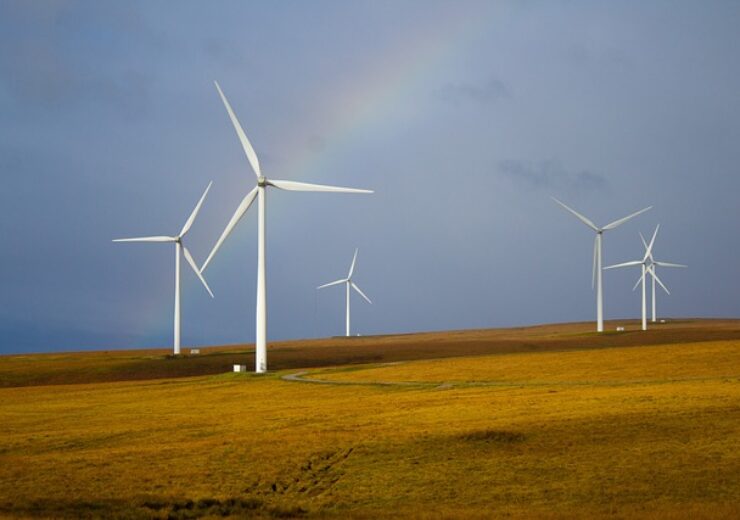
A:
<box><xmin>603</xmin><ymin>225</ymin><xmax>660</xmax><ymax>331</ymax></box>
<box><xmin>552</xmin><ymin>197</ymin><xmax>652</xmax><ymax>332</ymax></box>
<box><xmin>201</xmin><ymin>81</ymin><xmax>373</xmax><ymax>373</ymax></box>
<box><xmin>637</xmin><ymin>227</ymin><xmax>687</xmax><ymax>323</ymax></box>
<box><xmin>114</xmin><ymin>182</ymin><xmax>214</xmax><ymax>355</ymax></box>
<box><xmin>317</xmin><ymin>248</ymin><xmax>372</xmax><ymax>337</ymax></box>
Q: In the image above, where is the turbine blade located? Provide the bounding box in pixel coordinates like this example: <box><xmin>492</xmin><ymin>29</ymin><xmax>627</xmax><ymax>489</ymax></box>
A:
<box><xmin>639</xmin><ymin>232</ymin><xmax>655</xmax><ymax>261</ymax></box>
<box><xmin>654</xmin><ymin>261</ymin><xmax>687</xmax><ymax>268</ymax></box>
<box><xmin>348</xmin><ymin>248</ymin><xmax>359</xmax><ymax>279</ymax></box>
<box><xmin>649</xmin><ymin>266</ymin><xmax>671</xmax><ymax>295</ymax></box>
<box><xmin>643</xmin><ymin>225</ymin><xmax>660</xmax><ymax>262</ymax></box>
<box><xmin>201</xmin><ymin>186</ymin><xmax>258</xmax><ymax>272</ymax></box>
<box><xmin>317</xmin><ymin>279</ymin><xmax>347</xmax><ymax>290</ymax></box>
<box><xmin>214</xmin><ymin>81</ymin><xmax>261</xmax><ymax>178</ymax></box>
<box><xmin>603</xmin><ymin>260</ymin><xmax>643</xmax><ymax>270</ymax></box>
<box><xmin>351</xmin><ymin>282</ymin><xmax>372</xmax><ymax>304</ymax></box>
<box><xmin>551</xmin><ymin>197</ymin><xmax>599</xmax><ymax>231</ymax></box>
<box><xmin>182</xmin><ymin>245</ymin><xmax>214</xmax><ymax>298</ymax></box>
<box><xmin>269</xmin><ymin>179</ymin><xmax>373</xmax><ymax>194</ymax></box>
<box><xmin>180</xmin><ymin>181</ymin><xmax>213</xmax><ymax>237</ymax></box>
<box><xmin>632</xmin><ymin>273</ymin><xmax>643</xmax><ymax>291</ymax></box>
<box><xmin>112</xmin><ymin>236</ymin><xmax>176</xmax><ymax>243</ymax></box>
<box><xmin>602</xmin><ymin>206</ymin><xmax>652</xmax><ymax>231</ymax></box>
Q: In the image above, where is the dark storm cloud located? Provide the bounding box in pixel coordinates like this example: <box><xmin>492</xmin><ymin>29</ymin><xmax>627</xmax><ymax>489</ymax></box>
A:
<box><xmin>0</xmin><ymin>0</ymin><xmax>156</xmax><ymax>112</ymax></box>
<box><xmin>566</xmin><ymin>43</ymin><xmax>630</xmax><ymax>71</ymax></box>
<box><xmin>0</xmin><ymin>52</ymin><xmax>153</xmax><ymax>113</ymax></box>
<box><xmin>436</xmin><ymin>78</ymin><xmax>510</xmax><ymax>106</ymax></box>
<box><xmin>201</xmin><ymin>38</ymin><xmax>248</xmax><ymax>67</ymax></box>
<box><xmin>498</xmin><ymin>160</ymin><xmax>608</xmax><ymax>194</ymax></box>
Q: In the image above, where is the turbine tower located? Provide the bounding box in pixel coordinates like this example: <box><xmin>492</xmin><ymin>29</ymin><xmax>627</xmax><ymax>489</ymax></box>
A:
<box><xmin>637</xmin><ymin>227</ymin><xmax>687</xmax><ymax>323</ymax></box>
<box><xmin>114</xmin><ymin>182</ymin><xmax>214</xmax><ymax>355</ymax></box>
<box><xmin>317</xmin><ymin>248</ymin><xmax>372</xmax><ymax>336</ymax></box>
<box><xmin>552</xmin><ymin>197</ymin><xmax>652</xmax><ymax>332</ymax></box>
<box><xmin>201</xmin><ymin>82</ymin><xmax>373</xmax><ymax>373</ymax></box>
<box><xmin>603</xmin><ymin>225</ymin><xmax>660</xmax><ymax>331</ymax></box>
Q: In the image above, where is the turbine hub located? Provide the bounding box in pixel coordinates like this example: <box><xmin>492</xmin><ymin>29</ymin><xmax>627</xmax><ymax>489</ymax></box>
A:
<box><xmin>258</xmin><ymin>176</ymin><xmax>268</xmax><ymax>187</ymax></box>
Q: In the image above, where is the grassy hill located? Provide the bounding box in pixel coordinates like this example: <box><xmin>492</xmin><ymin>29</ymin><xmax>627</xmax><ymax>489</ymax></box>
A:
<box><xmin>2</xmin><ymin>318</ymin><xmax>739</xmax><ymax>387</ymax></box>
<box><xmin>0</xmin><ymin>319</ymin><xmax>738</xmax><ymax>518</ymax></box>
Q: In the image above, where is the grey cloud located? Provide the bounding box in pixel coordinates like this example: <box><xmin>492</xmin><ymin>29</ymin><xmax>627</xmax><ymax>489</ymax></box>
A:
<box><xmin>306</xmin><ymin>134</ymin><xmax>327</xmax><ymax>153</ymax></box>
<box><xmin>566</xmin><ymin>43</ymin><xmax>630</xmax><ymax>71</ymax></box>
<box><xmin>0</xmin><ymin>1</ymin><xmax>155</xmax><ymax>113</ymax></box>
<box><xmin>202</xmin><ymin>38</ymin><xmax>247</xmax><ymax>66</ymax></box>
<box><xmin>437</xmin><ymin>78</ymin><xmax>510</xmax><ymax>106</ymax></box>
<box><xmin>498</xmin><ymin>159</ymin><xmax>608</xmax><ymax>193</ymax></box>
<box><xmin>1</xmin><ymin>0</ymin><xmax>75</xmax><ymax>24</ymax></box>
<box><xmin>0</xmin><ymin>46</ymin><xmax>152</xmax><ymax>113</ymax></box>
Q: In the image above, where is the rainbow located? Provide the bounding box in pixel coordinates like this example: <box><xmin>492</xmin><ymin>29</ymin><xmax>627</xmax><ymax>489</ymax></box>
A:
<box><xmin>276</xmin><ymin>4</ymin><xmax>495</xmax><ymax>183</ymax></box>
<box><xmin>140</xmin><ymin>5</ymin><xmax>496</xmax><ymax>345</ymax></box>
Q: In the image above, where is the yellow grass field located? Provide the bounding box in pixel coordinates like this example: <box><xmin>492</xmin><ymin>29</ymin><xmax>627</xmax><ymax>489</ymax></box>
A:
<box><xmin>0</xmin><ymin>320</ymin><xmax>739</xmax><ymax>518</ymax></box>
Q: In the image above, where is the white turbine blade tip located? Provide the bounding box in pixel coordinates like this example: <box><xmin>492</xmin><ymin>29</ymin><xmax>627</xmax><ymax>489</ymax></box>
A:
<box><xmin>651</xmin><ymin>270</ymin><xmax>671</xmax><ymax>295</ymax></box>
<box><xmin>551</xmin><ymin>197</ymin><xmax>599</xmax><ymax>231</ymax></box>
<box><xmin>201</xmin><ymin>186</ymin><xmax>258</xmax><ymax>272</ymax></box>
<box><xmin>643</xmin><ymin>224</ymin><xmax>660</xmax><ymax>261</ymax></box>
<box><xmin>317</xmin><ymin>279</ymin><xmax>346</xmax><ymax>290</ymax></box>
<box><xmin>269</xmin><ymin>179</ymin><xmax>373</xmax><ymax>194</ymax></box>
<box><xmin>602</xmin><ymin>206</ymin><xmax>653</xmax><ymax>231</ymax></box>
<box><xmin>113</xmin><ymin>236</ymin><xmax>176</xmax><ymax>243</ymax></box>
<box><xmin>214</xmin><ymin>81</ymin><xmax>261</xmax><ymax>178</ymax></box>
<box><xmin>656</xmin><ymin>261</ymin><xmax>687</xmax><ymax>268</ymax></box>
<box><xmin>348</xmin><ymin>248</ymin><xmax>359</xmax><ymax>278</ymax></box>
<box><xmin>183</xmin><ymin>245</ymin><xmax>215</xmax><ymax>298</ymax></box>
<box><xmin>351</xmin><ymin>282</ymin><xmax>372</xmax><ymax>304</ymax></box>
<box><xmin>603</xmin><ymin>260</ymin><xmax>643</xmax><ymax>270</ymax></box>
<box><xmin>180</xmin><ymin>181</ymin><xmax>213</xmax><ymax>237</ymax></box>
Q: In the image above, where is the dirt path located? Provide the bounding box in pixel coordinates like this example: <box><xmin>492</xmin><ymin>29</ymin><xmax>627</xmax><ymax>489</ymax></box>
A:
<box><xmin>280</xmin><ymin>368</ymin><xmax>738</xmax><ymax>389</ymax></box>
<box><xmin>280</xmin><ymin>369</ymin><xmax>430</xmax><ymax>387</ymax></box>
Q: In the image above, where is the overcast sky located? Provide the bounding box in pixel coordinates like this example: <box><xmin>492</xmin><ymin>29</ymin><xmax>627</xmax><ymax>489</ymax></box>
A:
<box><xmin>1</xmin><ymin>1</ymin><xmax>739</xmax><ymax>354</ymax></box>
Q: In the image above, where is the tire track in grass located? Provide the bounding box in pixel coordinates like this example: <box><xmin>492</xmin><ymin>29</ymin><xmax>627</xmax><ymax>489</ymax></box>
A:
<box><xmin>281</xmin><ymin>367</ymin><xmax>740</xmax><ymax>389</ymax></box>
<box><xmin>281</xmin><ymin>369</ymin><xmax>433</xmax><ymax>388</ymax></box>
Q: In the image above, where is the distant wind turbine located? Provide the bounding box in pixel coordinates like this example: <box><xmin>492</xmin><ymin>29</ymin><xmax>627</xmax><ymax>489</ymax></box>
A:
<box><xmin>637</xmin><ymin>227</ymin><xmax>687</xmax><ymax>323</ymax></box>
<box><xmin>552</xmin><ymin>197</ymin><xmax>652</xmax><ymax>332</ymax></box>
<box><xmin>114</xmin><ymin>182</ymin><xmax>214</xmax><ymax>355</ymax></box>
<box><xmin>603</xmin><ymin>225</ymin><xmax>660</xmax><ymax>331</ymax></box>
<box><xmin>201</xmin><ymin>81</ymin><xmax>373</xmax><ymax>373</ymax></box>
<box><xmin>317</xmin><ymin>249</ymin><xmax>372</xmax><ymax>337</ymax></box>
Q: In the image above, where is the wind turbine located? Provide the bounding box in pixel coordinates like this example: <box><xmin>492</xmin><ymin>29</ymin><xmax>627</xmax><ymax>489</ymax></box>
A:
<box><xmin>317</xmin><ymin>248</ymin><xmax>372</xmax><ymax>336</ymax></box>
<box><xmin>603</xmin><ymin>225</ymin><xmax>660</xmax><ymax>331</ymax></box>
<box><xmin>636</xmin><ymin>227</ymin><xmax>687</xmax><ymax>323</ymax></box>
<box><xmin>201</xmin><ymin>81</ymin><xmax>373</xmax><ymax>373</ymax></box>
<box><xmin>114</xmin><ymin>182</ymin><xmax>214</xmax><ymax>355</ymax></box>
<box><xmin>552</xmin><ymin>197</ymin><xmax>652</xmax><ymax>332</ymax></box>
